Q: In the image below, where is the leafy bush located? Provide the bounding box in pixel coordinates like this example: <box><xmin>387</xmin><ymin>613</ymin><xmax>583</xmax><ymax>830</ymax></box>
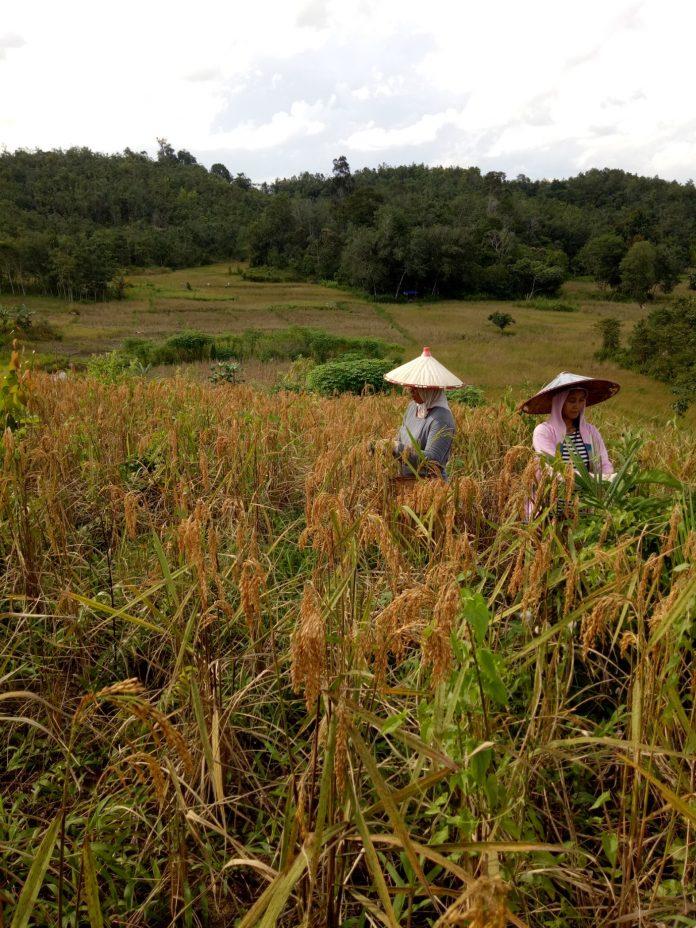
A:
<box><xmin>209</xmin><ymin>361</ymin><xmax>242</xmax><ymax>384</ymax></box>
<box><xmin>307</xmin><ymin>357</ymin><xmax>393</xmax><ymax>395</ymax></box>
<box><xmin>620</xmin><ymin>297</ymin><xmax>696</xmax><ymax>412</ymax></box>
<box><xmin>275</xmin><ymin>356</ymin><xmax>316</xmax><ymax>393</ymax></box>
<box><xmin>0</xmin><ymin>304</ymin><xmax>59</xmax><ymax>343</ymax></box>
<box><xmin>447</xmin><ymin>385</ymin><xmax>485</xmax><ymax>407</ymax></box>
<box><xmin>488</xmin><ymin>311</ymin><xmax>515</xmax><ymax>334</ymax></box>
<box><xmin>594</xmin><ymin>317</ymin><xmax>622</xmax><ymax>360</ymax></box>
<box><xmin>86</xmin><ymin>351</ymin><xmax>135</xmax><ymax>382</ymax></box>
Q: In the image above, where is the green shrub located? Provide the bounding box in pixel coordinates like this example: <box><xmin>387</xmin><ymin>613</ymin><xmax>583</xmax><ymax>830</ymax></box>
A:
<box><xmin>86</xmin><ymin>351</ymin><xmax>135</xmax><ymax>381</ymax></box>
<box><xmin>307</xmin><ymin>357</ymin><xmax>393</xmax><ymax>395</ymax></box>
<box><xmin>209</xmin><ymin>361</ymin><xmax>242</xmax><ymax>384</ymax></box>
<box><xmin>447</xmin><ymin>385</ymin><xmax>485</xmax><ymax>407</ymax></box>
<box><xmin>119</xmin><ymin>327</ymin><xmax>401</xmax><ymax>369</ymax></box>
<box><xmin>275</xmin><ymin>356</ymin><xmax>316</xmax><ymax>393</ymax></box>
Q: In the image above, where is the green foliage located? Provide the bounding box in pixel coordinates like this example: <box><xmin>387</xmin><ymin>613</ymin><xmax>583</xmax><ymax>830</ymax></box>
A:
<box><xmin>488</xmin><ymin>311</ymin><xmax>515</xmax><ymax>333</ymax></box>
<box><xmin>621</xmin><ymin>297</ymin><xmax>696</xmax><ymax>412</ymax></box>
<box><xmin>0</xmin><ymin>343</ymin><xmax>31</xmax><ymax>431</ymax></box>
<box><xmin>578</xmin><ymin>233</ymin><xmax>626</xmax><ymax>288</ymax></box>
<box><xmin>5</xmin><ymin>152</ymin><xmax>694</xmax><ymax>305</ymax></box>
<box><xmin>209</xmin><ymin>361</ymin><xmax>242</xmax><ymax>384</ymax></box>
<box><xmin>275</xmin><ymin>355</ymin><xmax>316</xmax><ymax>393</ymax></box>
<box><xmin>447</xmin><ymin>385</ymin><xmax>485</xmax><ymax>407</ymax></box>
<box><xmin>594</xmin><ymin>316</ymin><xmax>622</xmax><ymax>360</ymax></box>
<box><xmin>620</xmin><ymin>240</ymin><xmax>657</xmax><ymax>304</ymax></box>
<box><xmin>0</xmin><ymin>304</ymin><xmax>58</xmax><ymax>344</ymax></box>
<box><xmin>306</xmin><ymin>357</ymin><xmax>393</xmax><ymax>395</ymax></box>
<box><xmin>0</xmin><ymin>147</ymin><xmax>261</xmax><ymax>300</ymax></box>
<box><xmin>118</xmin><ymin>326</ymin><xmax>401</xmax><ymax>370</ymax></box>
<box><xmin>688</xmin><ymin>270</ymin><xmax>696</xmax><ymax>290</ymax></box>
<box><xmin>85</xmin><ymin>351</ymin><xmax>138</xmax><ymax>382</ymax></box>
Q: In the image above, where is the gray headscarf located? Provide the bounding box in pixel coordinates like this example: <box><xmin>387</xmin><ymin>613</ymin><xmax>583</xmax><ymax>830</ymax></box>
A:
<box><xmin>415</xmin><ymin>387</ymin><xmax>450</xmax><ymax>419</ymax></box>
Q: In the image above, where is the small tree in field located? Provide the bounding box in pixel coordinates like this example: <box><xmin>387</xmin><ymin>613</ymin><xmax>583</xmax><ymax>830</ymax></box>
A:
<box><xmin>594</xmin><ymin>317</ymin><xmax>622</xmax><ymax>360</ymax></box>
<box><xmin>488</xmin><ymin>311</ymin><xmax>515</xmax><ymax>334</ymax></box>
<box><xmin>620</xmin><ymin>241</ymin><xmax>657</xmax><ymax>306</ymax></box>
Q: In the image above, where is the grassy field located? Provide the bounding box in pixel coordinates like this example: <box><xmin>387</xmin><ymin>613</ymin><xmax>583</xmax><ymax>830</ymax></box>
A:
<box><xmin>11</xmin><ymin>263</ymin><xmax>694</xmax><ymax>424</ymax></box>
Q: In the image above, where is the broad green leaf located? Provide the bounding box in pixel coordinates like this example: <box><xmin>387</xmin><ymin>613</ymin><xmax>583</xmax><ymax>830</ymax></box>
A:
<box><xmin>461</xmin><ymin>590</ymin><xmax>490</xmax><ymax>646</ymax></box>
<box><xmin>82</xmin><ymin>836</ymin><xmax>104</xmax><ymax>928</ymax></box>
<box><xmin>10</xmin><ymin>814</ymin><xmax>61</xmax><ymax>928</ymax></box>
<box><xmin>589</xmin><ymin>791</ymin><xmax>611</xmax><ymax>811</ymax></box>
<box><xmin>601</xmin><ymin>832</ymin><xmax>618</xmax><ymax>868</ymax></box>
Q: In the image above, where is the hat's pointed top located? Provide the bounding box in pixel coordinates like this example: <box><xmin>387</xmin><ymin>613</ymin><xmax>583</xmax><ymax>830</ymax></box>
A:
<box><xmin>384</xmin><ymin>348</ymin><xmax>465</xmax><ymax>389</ymax></box>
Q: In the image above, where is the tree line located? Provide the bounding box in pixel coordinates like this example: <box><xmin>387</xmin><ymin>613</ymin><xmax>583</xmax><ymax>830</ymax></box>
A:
<box><xmin>1</xmin><ymin>145</ymin><xmax>695</xmax><ymax>301</ymax></box>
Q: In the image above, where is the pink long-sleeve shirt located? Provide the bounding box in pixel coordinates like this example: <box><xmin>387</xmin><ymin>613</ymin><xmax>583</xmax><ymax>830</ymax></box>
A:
<box><xmin>532</xmin><ymin>389</ymin><xmax>614</xmax><ymax>476</ymax></box>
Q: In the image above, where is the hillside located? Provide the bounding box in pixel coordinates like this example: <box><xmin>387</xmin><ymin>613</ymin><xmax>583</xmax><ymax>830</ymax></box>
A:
<box><xmin>10</xmin><ymin>261</ymin><xmax>694</xmax><ymax>424</ymax></box>
<box><xmin>2</xmin><ymin>148</ymin><xmax>695</xmax><ymax>302</ymax></box>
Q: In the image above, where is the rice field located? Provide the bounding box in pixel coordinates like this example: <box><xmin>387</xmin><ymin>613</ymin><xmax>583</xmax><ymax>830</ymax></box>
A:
<box><xmin>12</xmin><ymin>263</ymin><xmax>694</xmax><ymax>424</ymax></box>
<box><xmin>1</xmin><ymin>368</ymin><xmax>694</xmax><ymax>927</ymax></box>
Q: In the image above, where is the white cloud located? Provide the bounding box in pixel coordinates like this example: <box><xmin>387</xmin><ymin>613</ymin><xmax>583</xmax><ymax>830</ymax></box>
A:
<box><xmin>345</xmin><ymin>109</ymin><xmax>465</xmax><ymax>150</ymax></box>
<box><xmin>0</xmin><ymin>0</ymin><xmax>695</xmax><ymax>181</ymax></box>
<box><xmin>204</xmin><ymin>100</ymin><xmax>328</xmax><ymax>151</ymax></box>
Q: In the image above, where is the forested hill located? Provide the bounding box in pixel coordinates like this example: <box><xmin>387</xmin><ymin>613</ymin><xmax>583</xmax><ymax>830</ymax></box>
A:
<box><xmin>1</xmin><ymin>146</ymin><xmax>695</xmax><ymax>301</ymax></box>
<box><xmin>0</xmin><ymin>146</ymin><xmax>263</xmax><ymax>299</ymax></box>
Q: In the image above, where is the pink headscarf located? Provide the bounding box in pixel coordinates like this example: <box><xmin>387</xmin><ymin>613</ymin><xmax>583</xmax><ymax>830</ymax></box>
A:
<box><xmin>532</xmin><ymin>389</ymin><xmax>613</xmax><ymax>476</ymax></box>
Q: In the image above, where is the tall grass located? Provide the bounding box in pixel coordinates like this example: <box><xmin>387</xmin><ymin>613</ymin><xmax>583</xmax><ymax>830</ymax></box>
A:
<box><xmin>0</xmin><ymin>374</ymin><xmax>694</xmax><ymax>927</ymax></box>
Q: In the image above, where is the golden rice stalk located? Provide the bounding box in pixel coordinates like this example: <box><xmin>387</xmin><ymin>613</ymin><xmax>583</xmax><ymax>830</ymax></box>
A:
<box><xmin>334</xmin><ymin>700</ymin><xmax>349</xmax><ymax>803</ymax></box>
<box><xmin>581</xmin><ymin>594</ymin><xmax>622</xmax><ymax>657</ymax></box>
<box><xmin>422</xmin><ymin>574</ymin><xmax>459</xmax><ymax>683</ymax></box>
<box><xmin>374</xmin><ymin>586</ymin><xmax>430</xmax><ymax>675</ymax></box>
<box><xmin>239</xmin><ymin>557</ymin><xmax>266</xmax><ymax>638</ymax></box>
<box><xmin>436</xmin><ymin>875</ymin><xmax>509</xmax><ymax>928</ymax></box>
<box><xmin>290</xmin><ymin>582</ymin><xmax>326</xmax><ymax>710</ymax></box>
<box><xmin>123</xmin><ymin>491</ymin><xmax>139</xmax><ymax>540</ymax></box>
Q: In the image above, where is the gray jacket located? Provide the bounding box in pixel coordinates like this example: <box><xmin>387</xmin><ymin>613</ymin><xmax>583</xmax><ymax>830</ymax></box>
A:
<box><xmin>394</xmin><ymin>401</ymin><xmax>456</xmax><ymax>478</ymax></box>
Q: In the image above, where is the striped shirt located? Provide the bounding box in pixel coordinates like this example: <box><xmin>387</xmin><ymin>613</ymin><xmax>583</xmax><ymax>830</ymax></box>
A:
<box><xmin>557</xmin><ymin>429</ymin><xmax>590</xmax><ymax>516</ymax></box>
<box><xmin>560</xmin><ymin>429</ymin><xmax>590</xmax><ymax>470</ymax></box>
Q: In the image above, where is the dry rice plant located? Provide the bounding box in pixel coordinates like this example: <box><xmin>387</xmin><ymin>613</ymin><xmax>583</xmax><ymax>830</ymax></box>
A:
<box><xmin>0</xmin><ymin>372</ymin><xmax>694</xmax><ymax>928</ymax></box>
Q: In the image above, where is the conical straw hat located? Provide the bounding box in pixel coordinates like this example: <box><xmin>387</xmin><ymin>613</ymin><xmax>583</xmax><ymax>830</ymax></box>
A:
<box><xmin>384</xmin><ymin>347</ymin><xmax>464</xmax><ymax>389</ymax></box>
<box><xmin>518</xmin><ymin>371</ymin><xmax>620</xmax><ymax>414</ymax></box>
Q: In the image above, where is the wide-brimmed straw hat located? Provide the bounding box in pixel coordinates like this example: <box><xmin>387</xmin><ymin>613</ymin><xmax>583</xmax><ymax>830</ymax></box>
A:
<box><xmin>384</xmin><ymin>347</ymin><xmax>464</xmax><ymax>389</ymax></box>
<box><xmin>519</xmin><ymin>371</ymin><xmax>620</xmax><ymax>415</ymax></box>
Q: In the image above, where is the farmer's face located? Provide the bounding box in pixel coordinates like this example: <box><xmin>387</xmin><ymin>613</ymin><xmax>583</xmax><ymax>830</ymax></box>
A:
<box><xmin>562</xmin><ymin>389</ymin><xmax>587</xmax><ymax>421</ymax></box>
<box><xmin>409</xmin><ymin>387</ymin><xmax>424</xmax><ymax>404</ymax></box>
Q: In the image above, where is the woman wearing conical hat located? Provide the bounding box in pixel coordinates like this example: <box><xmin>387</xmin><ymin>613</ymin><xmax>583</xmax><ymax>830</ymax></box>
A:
<box><xmin>519</xmin><ymin>371</ymin><xmax>620</xmax><ymax>479</ymax></box>
<box><xmin>384</xmin><ymin>348</ymin><xmax>464</xmax><ymax>479</ymax></box>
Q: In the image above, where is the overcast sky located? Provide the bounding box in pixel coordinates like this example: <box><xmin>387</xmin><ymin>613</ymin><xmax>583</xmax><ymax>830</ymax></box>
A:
<box><xmin>2</xmin><ymin>0</ymin><xmax>695</xmax><ymax>183</ymax></box>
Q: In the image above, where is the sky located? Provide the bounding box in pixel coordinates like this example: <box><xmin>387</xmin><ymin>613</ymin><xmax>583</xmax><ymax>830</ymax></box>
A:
<box><xmin>2</xmin><ymin>0</ymin><xmax>695</xmax><ymax>184</ymax></box>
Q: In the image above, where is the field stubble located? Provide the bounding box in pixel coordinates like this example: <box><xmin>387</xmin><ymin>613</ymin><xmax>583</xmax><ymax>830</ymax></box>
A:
<box><xmin>1</xmin><ymin>372</ymin><xmax>694</xmax><ymax>926</ymax></box>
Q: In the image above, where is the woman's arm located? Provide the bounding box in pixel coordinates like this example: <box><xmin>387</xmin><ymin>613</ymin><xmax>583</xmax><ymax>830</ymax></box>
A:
<box><xmin>532</xmin><ymin>423</ymin><xmax>557</xmax><ymax>458</ymax></box>
<box><xmin>590</xmin><ymin>425</ymin><xmax>614</xmax><ymax>475</ymax></box>
<box><xmin>421</xmin><ymin>413</ymin><xmax>455</xmax><ymax>474</ymax></box>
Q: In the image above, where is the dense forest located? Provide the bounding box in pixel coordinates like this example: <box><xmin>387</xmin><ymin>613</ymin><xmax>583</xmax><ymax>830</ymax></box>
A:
<box><xmin>1</xmin><ymin>144</ymin><xmax>695</xmax><ymax>301</ymax></box>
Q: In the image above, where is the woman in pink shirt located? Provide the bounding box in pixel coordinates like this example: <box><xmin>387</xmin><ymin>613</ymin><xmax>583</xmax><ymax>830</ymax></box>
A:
<box><xmin>519</xmin><ymin>371</ymin><xmax>620</xmax><ymax>515</ymax></box>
